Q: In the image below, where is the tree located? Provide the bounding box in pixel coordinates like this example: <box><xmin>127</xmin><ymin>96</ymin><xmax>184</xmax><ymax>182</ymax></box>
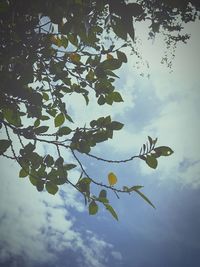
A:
<box><xmin>0</xmin><ymin>0</ymin><xmax>198</xmax><ymax>219</ymax></box>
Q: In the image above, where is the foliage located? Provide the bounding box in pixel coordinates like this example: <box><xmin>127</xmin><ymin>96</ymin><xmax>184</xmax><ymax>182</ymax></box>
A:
<box><xmin>0</xmin><ymin>0</ymin><xmax>199</xmax><ymax>219</ymax></box>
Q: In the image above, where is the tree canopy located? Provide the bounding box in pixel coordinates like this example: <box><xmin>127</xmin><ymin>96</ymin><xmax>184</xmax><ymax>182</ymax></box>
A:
<box><xmin>0</xmin><ymin>0</ymin><xmax>199</xmax><ymax>219</ymax></box>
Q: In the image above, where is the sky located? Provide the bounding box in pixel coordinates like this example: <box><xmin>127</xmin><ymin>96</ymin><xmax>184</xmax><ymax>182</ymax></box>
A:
<box><xmin>0</xmin><ymin>16</ymin><xmax>200</xmax><ymax>267</ymax></box>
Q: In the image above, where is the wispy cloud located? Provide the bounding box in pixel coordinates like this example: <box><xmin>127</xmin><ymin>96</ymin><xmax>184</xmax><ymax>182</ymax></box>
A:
<box><xmin>0</xmin><ymin>158</ymin><xmax>122</xmax><ymax>267</ymax></box>
<box><xmin>93</xmin><ymin>21</ymin><xmax>200</xmax><ymax>188</ymax></box>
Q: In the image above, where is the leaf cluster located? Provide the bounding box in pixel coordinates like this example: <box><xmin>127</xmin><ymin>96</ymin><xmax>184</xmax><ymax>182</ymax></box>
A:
<box><xmin>1</xmin><ymin>0</ymin><xmax>193</xmax><ymax>219</ymax></box>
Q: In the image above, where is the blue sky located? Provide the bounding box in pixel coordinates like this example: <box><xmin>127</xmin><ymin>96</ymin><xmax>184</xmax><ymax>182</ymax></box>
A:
<box><xmin>0</xmin><ymin>19</ymin><xmax>200</xmax><ymax>267</ymax></box>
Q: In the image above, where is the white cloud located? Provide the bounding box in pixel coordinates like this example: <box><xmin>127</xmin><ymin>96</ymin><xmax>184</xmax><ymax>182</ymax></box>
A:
<box><xmin>0</xmin><ymin>157</ymin><xmax>122</xmax><ymax>267</ymax></box>
<box><xmin>95</xmin><ymin>21</ymin><xmax>200</xmax><ymax>188</ymax></box>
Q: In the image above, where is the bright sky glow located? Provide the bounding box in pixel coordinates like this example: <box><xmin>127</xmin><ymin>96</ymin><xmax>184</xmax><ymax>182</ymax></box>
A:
<box><xmin>0</xmin><ymin>19</ymin><xmax>200</xmax><ymax>267</ymax></box>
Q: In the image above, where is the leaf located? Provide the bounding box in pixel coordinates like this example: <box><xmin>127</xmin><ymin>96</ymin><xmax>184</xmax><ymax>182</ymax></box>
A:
<box><xmin>148</xmin><ymin>136</ymin><xmax>153</xmax><ymax>148</ymax></box>
<box><xmin>78</xmin><ymin>141</ymin><xmax>91</xmax><ymax>153</ymax></box>
<box><xmin>126</xmin><ymin>3</ymin><xmax>144</xmax><ymax>17</ymax></box>
<box><xmin>36</xmin><ymin>180</ymin><xmax>44</xmax><ymax>192</ymax></box>
<box><xmin>108</xmin><ymin>172</ymin><xmax>117</xmax><ymax>186</ymax></box>
<box><xmin>134</xmin><ymin>189</ymin><xmax>155</xmax><ymax>209</ymax></box>
<box><xmin>61</xmin><ymin>36</ymin><xmax>68</xmax><ymax>48</ymax></box>
<box><xmin>44</xmin><ymin>155</ymin><xmax>54</xmax><ymax>167</ymax></box>
<box><xmin>54</xmin><ymin>113</ymin><xmax>65</xmax><ymax>127</ymax></box>
<box><xmin>111</xmin><ymin>17</ymin><xmax>127</xmax><ymax>41</ymax></box>
<box><xmin>122</xmin><ymin>15</ymin><xmax>135</xmax><ymax>41</ymax></box>
<box><xmin>29</xmin><ymin>152</ymin><xmax>43</xmax><ymax>169</ymax></box>
<box><xmin>86</xmin><ymin>69</ymin><xmax>95</xmax><ymax>81</ymax></box>
<box><xmin>104</xmin><ymin>203</ymin><xmax>118</xmax><ymax>220</ymax></box>
<box><xmin>0</xmin><ymin>139</ymin><xmax>11</xmax><ymax>155</ymax></box>
<box><xmin>51</xmin><ymin>36</ymin><xmax>62</xmax><ymax>47</ymax></box>
<box><xmin>110</xmin><ymin>92</ymin><xmax>123</xmax><ymax>102</ymax></box>
<box><xmin>154</xmin><ymin>146</ymin><xmax>174</xmax><ymax>157</ymax></box>
<box><xmin>19</xmin><ymin>168</ymin><xmax>28</xmax><ymax>178</ymax></box>
<box><xmin>97</xmin><ymin>95</ymin><xmax>106</xmax><ymax>105</ymax></box>
<box><xmin>42</xmin><ymin>92</ymin><xmax>49</xmax><ymax>101</ymax></box>
<box><xmin>145</xmin><ymin>155</ymin><xmax>158</xmax><ymax>169</ymax></box>
<box><xmin>107</xmin><ymin>53</ymin><xmax>113</xmax><ymax>59</ymax></box>
<box><xmin>40</xmin><ymin>115</ymin><xmax>50</xmax><ymax>121</ymax></box>
<box><xmin>83</xmin><ymin>94</ymin><xmax>89</xmax><ymax>105</ymax></box>
<box><xmin>29</xmin><ymin>175</ymin><xmax>37</xmax><ymax>186</ymax></box>
<box><xmin>65</xmin><ymin>113</ymin><xmax>74</xmax><ymax>123</ymax></box>
<box><xmin>55</xmin><ymin>157</ymin><xmax>64</xmax><ymax>167</ymax></box>
<box><xmin>68</xmin><ymin>33</ymin><xmax>78</xmax><ymax>46</ymax></box>
<box><xmin>34</xmin><ymin>119</ymin><xmax>40</xmax><ymax>127</ymax></box>
<box><xmin>3</xmin><ymin>108</ymin><xmax>22</xmax><ymax>127</ymax></box>
<box><xmin>99</xmin><ymin>189</ymin><xmax>107</xmax><ymax>198</ymax></box>
<box><xmin>77</xmin><ymin>178</ymin><xmax>91</xmax><ymax>194</ymax></box>
<box><xmin>128</xmin><ymin>185</ymin><xmax>144</xmax><ymax>192</ymax></box>
<box><xmin>21</xmin><ymin>142</ymin><xmax>35</xmax><ymax>155</ymax></box>
<box><xmin>57</xmin><ymin>126</ymin><xmax>72</xmax><ymax>136</ymax></box>
<box><xmin>105</xmin><ymin>69</ymin><xmax>119</xmax><ymax>78</ymax></box>
<box><xmin>89</xmin><ymin>200</ymin><xmax>98</xmax><ymax>215</ymax></box>
<box><xmin>34</xmin><ymin>126</ymin><xmax>49</xmax><ymax>134</ymax></box>
<box><xmin>46</xmin><ymin>181</ymin><xmax>58</xmax><ymax>195</ymax></box>
<box><xmin>116</xmin><ymin>51</ymin><xmax>127</xmax><ymax>63</ymax></box>
<box><xmin>64</xmin><ymin>163</ymin><xmax>76</xmax><ymax>170</ymax></box>
<box><xmin>100</xmin><ymin>58</ymin><xmax>122</xmax><ymax>70</ymax></box>
<box><xmin>107</xmin><ymin>121</ymin><xmax>124</xmax><ymax>130</ymax></box>
<box><xmin>69</xmin><ymin>53</ymin><xmax>81</xmax><ymax>63</ymax></box>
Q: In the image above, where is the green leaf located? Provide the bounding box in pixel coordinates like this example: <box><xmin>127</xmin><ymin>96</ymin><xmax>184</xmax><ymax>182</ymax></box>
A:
<box><xmin>61</xmin><ymin>36</ymin><xmax>68</xmax><ymax>48</ymax></box>
<box><xmin>29</xmin><ymin>152</ymin><xmax>43</xmax><ymax>169</ymax></box>
<box><xmin>46</xmin><ymin>181</ymin><xmax>59</xmax><ymax>195</ymax></box>
<box><xmin>64</xmin><ymin>163</ymin><xmax>76</xmax><ymax>170</ymax></box>
<box><xmin>3</xmin><ymin>108</ymin><xmax>22</xmax><ymax>127</ymax></box>
<box><xmin>148</xmin><ymin>136</ymin><xmax>153</xmax><ymax>148</ymax></box>
<box><xmin>105</xmin><ymin>94</ymin><xmax>113</xmax><ymax>105</ymax></box>
<box><xmin>78</xmin><ymin>141</ymin><xmax>91</xmax><ymax>153</ymax></box>
<box><xmin>36</xmin><ymin>180</ymin><xmax>44</xmax><ymax>192</ymax></box>
<box><xmin>86</xmin><ymin>69</ymin><xmax>95</xmax><ymax>81</ymax></box>
<box><xmin>57</xmin><ymin>126</ymin><xmax>72</xmax><ymax>136</ymax></box>
<box><xmin>77</xmin><ymin>178</ymin><xmax>91</xmax><ymax>194</ymax></box>
<box><xmin>126</xmin><ymin>3</ymin><xmax>144</xmax><ymax>17</ymax></box>
<box><xmin>65</xmin><ymin>113</ymin><xmax>74</xmax><ymax>123</ymax></box>
<box><xmin>67</xmin><ymin>33</ymin><xmax>78</xmax><ymax>46</ymax></box>
<box><xmin>55</xmin><ymin>157</ymin><xmax>64</xmax><ymax>167</ymax></box>
<box><xmin>145</xmin><ymin>155</ymin><xmax>158</xmax><ymax>169</ymax></box>
<box><xmin>40</xmin><ymin>115</ymin><xmax>50</xmax><ymax>121</ymax></box>
<box><xmin>42</xmin><ymin>92</ymin><xmax>49</xmax><ymax>101</ymax></box>
<box><xmin>104</xmin><ymin>203</ymin><xmax>118</xmax><ymax>221</ymax></box>
<box><xmin>34</xmin><ymin>119</ymin><xmax>40</xmax><ymax>127</ymax></box>
<box><xmin>29</xmin><ymin>175</ymin><xmax>38</xmax><ymax>186</ymax></box>
<box><xmin>0</xmin><ymin>139</ymin><xmax>11</xmax><ymax>155</ymax></box>
<box><xmin>134</xmin><ymin>189</ymin><xmax>155</xmax><ymax>209</ymax></box>
<box><xmin>19</xmin><ymin>168</ymin><xmax>28</xmax><ymax>178</ymax></box>
<box><xmin>110</xmin><ymin>92</ymin><xmax>123</xmax><ymax>102</ymax></box>
<box><xmin>99</xmin><ymin>189</ymin><xmax>107</xmax><ymax>198</ymax></box>
<box><xmin>154</xmin><ymin>146</ymin><xmax>174</xmax><ymax>157</ymax></box>
<box><xmin>100</xmin><ymin>58</ymin><xmax>122</xmax><ymax>70</ymax></box>
<box><xmin>127</xmin><ymin>185</ymin><xmax>144</xmax><ymax>192</ymax></box>
<box><xmin>105</xmin><ymin>69</ymin><xmax>119</xmax><ymax>78</ymax></box>
<box><xmin>52</xmin><ymin>177</ymin><xmax>67</xmax><ymax>185</ymax></box>
<box><xmin>69</xmin><ymin>53</ymin><xmax>81</xmax><ymax>63</ymax></box>
<box><xmin>44</xmin><ymin>155</ymin><xmax>54</xmax><ymax>167</ymax></box>
<box><xmin>116</xmin><ymin>51</ymin><xmax>127</xmax><ymax>63</ymax></box>
<box><xmin>34</xmin><ymin>126</ymin><xmax>49</xmax><ymax>134</ymax></box>
<box><xmin>107</xmin><ymin>121</ymin><xmax>124</xmax><ymax>131</ymax></box>
<box><xmin>21</xmin><ymin>142</ymin><xmax>35</xmax><ymax>155</ymax></box>
<box><xmin>89</xmin><ymin>200</ymin><xmax>98</xmax><ymax>215</ymax></box>
<box><xmin>97</xmin><ymin>95</ymin><xmax>106</xmax><ymax>105</ymax></box>
<box><xmin>83</xmin><ymin>94</ymin><xmax>89</xmax><ymax>105</ymax></box>
<box><xmin>54</xmin><ymin>113</ymin><xmax>65</xmax><ymax>127</ymax></box>
<box><xmin>111</xmin><ymin>17</ymin><xmax>127</xmax><ymax>41</ymax></box>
